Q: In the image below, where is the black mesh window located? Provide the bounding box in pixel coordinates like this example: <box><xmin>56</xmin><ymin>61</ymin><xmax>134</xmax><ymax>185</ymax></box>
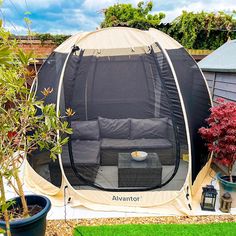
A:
<box><xmin>31</xmin><ymin>47</ymin><xmax>190</xmax><ymax>191</ymax></box>
<box><xmin>57</xmin><ymin>47</ymin><xmax>188</xmax><ymax>191</ymax></box>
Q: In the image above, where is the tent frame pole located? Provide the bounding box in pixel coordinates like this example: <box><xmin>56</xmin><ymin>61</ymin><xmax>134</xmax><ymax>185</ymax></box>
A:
<box><xmin>56</xmin><ymin>46</ymin><xmax>80</xmax><ymax>184</ymax></box>
<box><xmin>154</xmin><ymin>42</ymin><xmax>193</xmax><ymax>185</ymax></box>
<box><xmin>149</xmin><ymin>45</ymin><xmax>181</xmax><ymax>186</ymax></box>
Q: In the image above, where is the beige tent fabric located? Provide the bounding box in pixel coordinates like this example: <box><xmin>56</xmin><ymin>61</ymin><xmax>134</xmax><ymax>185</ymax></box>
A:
<box><xmin>147</xmin><ymin>28</ymin><xmax>182</xmax><ymax>50</ymax></box>
<box><xmin>24</xmin><ymin>161</ymin><xmax>59</xmax><ymax>196</ymax></box>
<box><xmin>192</xmin><ymin>162</ymin><xmax>216</xmax><ymax>210</ymax></box>
<box><xmin>70</xmin><ymin>191</ymin><xmax>191</xmax><ymax>215</ymax></box>
<box><xmin>24</xmin><ymin>159</ymin><xmax>193</xmax><ymax>214</ymax></box>
<box><xmin>192</xmin><ymin>156</ymin><xmax>213</xmax><ymax>196</ymax></box>
<box><xmin>54</xmin><ymin>27</ymin><xmax>182</xmax><ymax>54</ymax></box>
<box><xmin>24</xmin><ymin>155</ymin><xmax>212</xmax><ymax>215</ymax></box>
<box><xmin>82</xmin><ymin>47</ymin><xmax>151</xmax><ymax>56</ymax></box>
<box><xmin>54</xmin><ymin>32</ymin><xmax>89</xmax><ymax>53</ymax></box>
<box><xmin>75</xmin><ymin>27</ymin><xmax>154</xmax><ymax>49</ymax></box>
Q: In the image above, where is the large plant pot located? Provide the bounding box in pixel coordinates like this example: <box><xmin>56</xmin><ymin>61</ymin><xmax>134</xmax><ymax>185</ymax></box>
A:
<box><xmin>0</xmin><ymin>195</ymin><xmax>51</xmax><ymax>236</ymax></box>
<box><xmin>217</xmin><ymin>173</ymin><xmax>236</xmax><ymax>208</ymax></box>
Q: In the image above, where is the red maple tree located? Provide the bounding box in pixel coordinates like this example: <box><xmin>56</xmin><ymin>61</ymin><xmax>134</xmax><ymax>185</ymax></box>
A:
<box><xmin>199</xmin><ymin>98</ymin><xmax>236</xmax><ymax>182</ymax></box>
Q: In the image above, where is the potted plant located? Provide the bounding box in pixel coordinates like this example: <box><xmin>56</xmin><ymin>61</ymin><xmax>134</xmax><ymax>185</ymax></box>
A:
<box><xmin>199</xmin><ymin>98</ymin><xmax>236</xmax><ymax>207</ymax></box>
<box><xmin>0</xmin><ymin>23</ymin><xmax>72</xmax><ymax>235</ymax></box>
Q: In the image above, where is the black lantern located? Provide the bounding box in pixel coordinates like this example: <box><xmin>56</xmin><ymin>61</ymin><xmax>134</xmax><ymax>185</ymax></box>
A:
<box><xmin>200</xmin><ymin>185</ymin><xmax>217</xmax><ymax>211</ymax></box>
<box><xmin>219</xmin><ymin>192</ymin><xmax>232</xmax><ymax>213</ymax></box>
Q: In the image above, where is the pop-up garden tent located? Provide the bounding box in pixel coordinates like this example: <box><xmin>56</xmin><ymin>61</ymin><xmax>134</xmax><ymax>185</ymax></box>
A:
<box><xmin>26</xmin><ymin>27</ymin><xmax>212</xmax><ymax>214</ymax></box>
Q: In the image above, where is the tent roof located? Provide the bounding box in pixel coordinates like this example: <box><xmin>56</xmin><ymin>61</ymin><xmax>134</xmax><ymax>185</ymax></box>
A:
<box><xmin>54</xmin><ymin>27</ymin><xmax>182</xmax><ymax>54</ymax></box>
<box><xmin>198</xmin><ymin>40</ymin><xmax>236</xmax><ymax>73</ymax></box>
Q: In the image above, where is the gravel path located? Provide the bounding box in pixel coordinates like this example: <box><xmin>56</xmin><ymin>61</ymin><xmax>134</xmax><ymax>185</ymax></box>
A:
<box><xmin>46</xmin><ymin>215</ymin><xmax>236</xmax><ymax>236</ymax></box>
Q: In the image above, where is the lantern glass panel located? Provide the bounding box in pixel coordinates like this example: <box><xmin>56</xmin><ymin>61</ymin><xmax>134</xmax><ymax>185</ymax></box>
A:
<box><xmin>204</xmin><ymin>197</ymin><xmax>213</xmax><ymax>207</ymax></box>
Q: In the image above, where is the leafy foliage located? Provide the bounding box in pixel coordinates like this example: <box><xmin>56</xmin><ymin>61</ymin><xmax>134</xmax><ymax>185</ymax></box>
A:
<box><xmin>16</xmin><ymin>48</ymin><xmax>34</xmax><ymax>67</ymax></box>
<box><xmin>199</xmin><ymin>98</ymin><xmax>236</xmax><ymax>180</ymax></box>
<box><xmin>0</xmin><ymin>30</ymin><xmax>72</xmax><ymax>187</ymax></box>
<box><xmin>0</xmin><ymin>19</ymin><xmax>72</xmax><ymax>235</ymax></box>
<box><xmin>35</xmin><ymin>33</ymin><xmax>70</xmax><ymax>46</ymax></box>
<box><xmin>100</xmin><ymin>1</ymin><xmax>165</xmax><ymax>30</ymax></box>
<box><xmin>168</xmin><ymin>11</ymin><xmax>236</xmax><ymax>49</ymax></box>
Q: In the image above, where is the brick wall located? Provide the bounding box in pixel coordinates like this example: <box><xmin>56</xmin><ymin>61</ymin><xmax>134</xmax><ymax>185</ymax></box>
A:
<box><xmin>14</xmin><ymin>37</ymin><xmax>56</xmax><ymax>74</ymax></box>
<box><xmin>17</xmin><ymin>38</ymin><xmax>56</xmax><ymax>58</ymax></box>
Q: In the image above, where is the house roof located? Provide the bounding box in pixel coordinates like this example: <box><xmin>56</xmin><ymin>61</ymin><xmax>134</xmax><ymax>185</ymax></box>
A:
<box><xmin>198</xmin><ymin>39</ymin><xmax>236</xmax><ymax>73</ymax></box>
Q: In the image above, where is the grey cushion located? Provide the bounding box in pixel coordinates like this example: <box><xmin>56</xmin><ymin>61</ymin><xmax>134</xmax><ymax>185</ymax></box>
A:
<box><xmin>71</xmin><ymin>140</ymin><xmax>100</xmax><ymax>164</ymax></box>
<box><xmin>130</xmin><ymin>118</ymin><xmax>168</xmax><ymax>139</ymax></box>
<box><xmin>98</xmin><ymin>117</ymin><xmax>130</xmax><ymax>139</ymax></box>
<box><xmin>101</xmin><ymin>138</ymin><xmax>172</xmax><ymax>150</ymax></box>
<box><xmin>71</xmin><ymin>121</ymin><xmax>99</xmax><ymax>140</ymax></box>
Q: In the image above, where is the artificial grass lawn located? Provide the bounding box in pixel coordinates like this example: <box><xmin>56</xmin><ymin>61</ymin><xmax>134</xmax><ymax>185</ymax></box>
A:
<box><xmin>74</xmin><ymin>222</ymin><xmax>236</xmax><ymax>236</ymax></box>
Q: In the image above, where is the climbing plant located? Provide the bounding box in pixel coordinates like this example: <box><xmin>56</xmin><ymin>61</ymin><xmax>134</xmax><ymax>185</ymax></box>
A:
<box><xmin>100</xmin><ymin>1</ymin><xmax>165</xmax><ymax>30</ymax></box>
<box><xmin>100</xmin><ymin>1</ymin><xmax>236</xmax><ymax>50</ymax></box>
<box><xmin>166</xmin><ymin>11</ymin><xmax>236</xmax><ymax>49</ymax></box>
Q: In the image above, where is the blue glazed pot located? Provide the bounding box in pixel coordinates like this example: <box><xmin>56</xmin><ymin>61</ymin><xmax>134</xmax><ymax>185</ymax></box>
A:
<box><xmin>0</xmin><ymin>195</ymin><xmax>51</xmax><ymax>236</ymax></box>
<box><xmin>217</xmin><ymin>173</ymin><xmax>236</xmax><ymax>208</ymax></box>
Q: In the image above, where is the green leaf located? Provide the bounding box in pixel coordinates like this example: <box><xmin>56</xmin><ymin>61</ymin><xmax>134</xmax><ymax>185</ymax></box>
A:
<box><xmin>65</xmin><ymin>127</ymin><xmax>73</xmax><ymax>134</ymax></box>
<box><xmin>24</xmin><ymin>17</ymin><xmax>32</xmax><ymax>25</ymax></box>
<box><xmin>1</xmin><ymin>200</ymin><xmax>15</xmax><ymax>212</ymax></box>
<box><xmin>45</xmin><ymin>116</ymin><xmax>51</xmax><ymax>129</ymax></box>
<box><xmin>51</xmin><ymin>145</ymin><xmax>62</xmax><ymax>154</ymax></box>
<box><xmin>0</xmin><ymin>46</ymin><xmax>12</xmax><ymax>65</ymax></box>
<box><xmin>50</xmin><ymin>152</ymin><xmax>57</xmax><ymax>161</ymax></box>
<box><xmin>17</xmin><ymin>49</ymin><xmax>34</xmax><ymax>66</ymax></box>
<box><xmin>60</xmin><ymin>137</ymin><xmax>69</xmax><ymax>145</ymax></box>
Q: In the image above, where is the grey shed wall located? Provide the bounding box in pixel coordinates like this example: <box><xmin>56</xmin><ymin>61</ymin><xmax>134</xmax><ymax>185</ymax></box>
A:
<box><xmin>203</xmin><ymin>71</ymin><xmax>236</xmax><ymax>102</ymax></box>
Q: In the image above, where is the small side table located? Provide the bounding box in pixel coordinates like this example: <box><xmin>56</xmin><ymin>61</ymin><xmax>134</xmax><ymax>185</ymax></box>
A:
<box><xmin>118</xmin><ymin>152</ymin><xmax>162</xmax><ymax>187</ymax></box>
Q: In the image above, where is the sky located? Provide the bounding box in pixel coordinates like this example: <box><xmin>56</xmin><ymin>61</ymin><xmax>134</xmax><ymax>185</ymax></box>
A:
<box><xmin>1</xmin><ymin>0</ymin><xmax>235</xmax><ymax>35</ymax></box>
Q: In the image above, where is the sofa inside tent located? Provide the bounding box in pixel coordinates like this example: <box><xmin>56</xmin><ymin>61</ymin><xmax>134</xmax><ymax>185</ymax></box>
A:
<box><xmin>27</xmin><ymin>27</ymin><xmax>212</xmax><ymax>214</ymax></box>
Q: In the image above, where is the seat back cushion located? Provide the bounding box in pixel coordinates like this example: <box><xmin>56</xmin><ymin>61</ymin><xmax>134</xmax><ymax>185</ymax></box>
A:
<box><xmin>130</xmin><ymin>118</ymin><xmax>168</xmax><ymax>139</ymax></box>
<box><xmin>98</xmin><ymin>117</ymin><xmax>130</xmax><ymax>139</ymax></box>
<box><xmin>71</xmin><ymin>120</ymin><xmax>100</xmax><ymax>140</ymax></box>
